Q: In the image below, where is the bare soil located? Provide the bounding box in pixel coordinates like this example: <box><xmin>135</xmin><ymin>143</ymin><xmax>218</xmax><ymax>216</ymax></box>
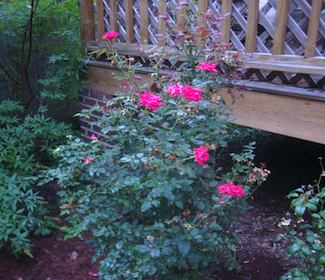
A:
<box><xmin>0</xmin><ymin>189</ymin><xmax>294</xmax><ymax>280</ymax></box>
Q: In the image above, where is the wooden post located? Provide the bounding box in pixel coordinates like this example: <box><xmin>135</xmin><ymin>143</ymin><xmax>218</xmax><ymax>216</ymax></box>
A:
<box><xmin>220</xmin><ymin>0</ymin><xmax>233</xmax><ymax>44</ymax></box>
<box><xmin>80</xmin><ymin>0</ymin><xmax>95</xmax><ymax>46</ymax></box>
<box><xmin>304</xmin><ymin>0</ymin><xmax>322</xmax><ymax>57</ymax></box>
<box><xmin>245</xmin><ymin>0</ymin><xmax>259</xmax><ymax>52</ymax></box>
<box><xmin>272</xmin><ymin>0</ymin><xmax>289</xmax><ymax>55</ymax></box>
<box><xmin>96</xmin><ymin>0</ymin><xmax>105</xmax><ymax>40</ymax></box>
<box><xmin>158</xmin><ymin>0</ymin><xmax>167</xmax><ymax>46</ymax></box>
<box><xmin>176</xmin><ymin>0</ymin><xmax>186</xmax><ymax>32</ymax></box>
<box><xmin>140</xmin><ymin>0</ymin><xmax>149</xmax><ymax>44</ymax></box>
<box><xmin>110</xmin><ymin>0</ymin><xmax>118</xmax><ymax>32</ymax></box>
<box><xmin>198</xmin><ymin>0</ymin><xmax>208</xmax><ymax>29</ymax></box>
<box><xmin>125</xmin><ymin>0</ymin><xmax>135</xmax><ymax>43</ymax></box>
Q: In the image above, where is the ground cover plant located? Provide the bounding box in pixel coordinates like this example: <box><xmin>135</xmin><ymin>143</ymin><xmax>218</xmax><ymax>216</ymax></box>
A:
<box><xmin>45</xmin><ymin>4</ymin><xmax>270</xmax><ymax>279</ymax></box>
<box><xmin>0</xmin><ymin>100</ymin><xmax>71</xmax><ymax>256</ymax></box>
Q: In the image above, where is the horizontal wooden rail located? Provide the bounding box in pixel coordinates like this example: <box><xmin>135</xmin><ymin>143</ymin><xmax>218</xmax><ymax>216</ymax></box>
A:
<box><xmin>87</xmin><ymin>42</ymin><xmax>325</xmax><ymax>75</ymax></box>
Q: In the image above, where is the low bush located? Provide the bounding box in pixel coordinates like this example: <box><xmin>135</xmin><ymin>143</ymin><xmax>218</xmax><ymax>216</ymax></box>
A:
<box><xmin>45</xmin><ymin>6</ymin><xmax>270</xmax><ymax>278</ymax></box>
<box><xmin>280</xmin><ymin>164</ymin><xmax>325</xmax><ymax>280</ymax></box>
<box><xmin>0</xmin><ymin>100</ymin><xmax>71</xmax><ymax>256</ymax></box>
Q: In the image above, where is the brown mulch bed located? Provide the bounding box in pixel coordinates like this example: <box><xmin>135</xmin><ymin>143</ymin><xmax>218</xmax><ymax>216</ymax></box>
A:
<box><xmin>0</xmin><ymin>191</ymin><xmax>294</xmax><ymax>280</ymax></box>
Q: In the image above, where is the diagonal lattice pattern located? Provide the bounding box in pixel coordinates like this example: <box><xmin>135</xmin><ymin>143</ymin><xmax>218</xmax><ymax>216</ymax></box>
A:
<box><xmin>96</xmin><ymin>0</ymin><xmax>325</xmax><ymax>89</ymax></box>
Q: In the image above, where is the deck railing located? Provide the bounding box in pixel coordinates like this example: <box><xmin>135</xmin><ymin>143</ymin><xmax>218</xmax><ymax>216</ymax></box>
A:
<box><xmin>80</xmin><ymin>0</ymin><xmax>325</xmax><ymax>89</ymax></box>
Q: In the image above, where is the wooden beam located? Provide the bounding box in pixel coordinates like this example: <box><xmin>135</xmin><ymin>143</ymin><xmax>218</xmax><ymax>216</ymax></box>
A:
<box><xmin>125</xmin><ymin>0</ymin><xmax>135</xmax><ymax>43</ymax></box>
<box><xmin>220</xmin><ymin>88</ymin><xmax>325</xmax><ymax>145</ymax></box>
<box><xmin>158</xmin><ymin>0</ymin><xmax>167</xmax><ymax>46</ymax></box>
<box><xmin>96</xmin><ymin>0</ymin><xmax>105</xmax><ymax>40</ymax></box>
<box><xmin>140</xmin><ymin>0</ymin><xmax>149</xmax><ymax>44</ymax></box>
<box><xmin>87</xmin><ymin>42</ymin><xmax>325</xmax><ymax>75</ymax></box>
<box><xmin>110</xmin><ymin>0</ymin><xmax>118</xmax><ymax>32</ymax></box>
<box><xmin>85</xmin><ymin>63</ymin><xmax>325</xmax><ymax>145</ymax></box>
<box><xmin>80</xmin><ymin>0</ymin><xmax>95</xmax><ymax>45</ymax></box>
<box><xmin>220</xmin><ymin>0</ymin><xmax>233</xmax><ymax>43</ymax></box>
<box><xmin>304</xmin><ymin>0</ymin><xmax>323</xmax><ymax>57</ymax></box>
<box><xmin>272</xmin><ymin>0</ymin><xmax>289</xmax><ymax>54</ymax></box>
<box><xmin>245</xmin><ymin>0</ymin><xmax>259</xmax><ymax>52</ymax></box>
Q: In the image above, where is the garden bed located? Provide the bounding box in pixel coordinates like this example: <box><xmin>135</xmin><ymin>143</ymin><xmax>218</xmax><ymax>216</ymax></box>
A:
<box><xmin>0</xmin><ymin>190</ymin><xmax>293</xmax><ymax>280</ymax></box>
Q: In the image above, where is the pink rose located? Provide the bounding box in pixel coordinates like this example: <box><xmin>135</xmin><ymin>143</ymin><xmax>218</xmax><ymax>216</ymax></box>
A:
<box><xmin>102</xmin><ymin>31</ymin><xmax>119</xmax><ymax>40</ymax></box>
<box><xmin>193</xmin><ymin>146</ymin><xmax>209</xmax><ymax>166</ymax></box>
<box><xmin>166</xmin><ymin>84</ymin><xmax>184</xmax><ymax>97</ymax></box>
<box><xmin>217</xmin><ymin>182</ymin><xmax>245</xmax><ymax>198</ymax></box>
<box><xmin>82</xmin><ymin>157</ymin><xmax>95</xmax><ymax>165</ymax></box>
<box><xmin>182</xmin><ymin>85</ymin><xmax>203</xmax><ymax>102</ymax></box>
<box><xmin>138</xmin><ymin>90</ymin><xmax>164</xmax><ymax>111</ymax></box>
<box><xmin>90</xmin><ymin>134</ymin><xmax>98</xmax><ymax>140</ymax></box>
<box><xmin>195</xmin><ymin>61</ymin><xmax>219</xmax><ymax>73</ymax></box>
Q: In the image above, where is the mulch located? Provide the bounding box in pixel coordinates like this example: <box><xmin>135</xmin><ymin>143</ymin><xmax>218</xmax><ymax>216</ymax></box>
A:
<box><xmin>0</xmin><ymin>190</ymin><xmax>294</xmax><ymax>280</ymax></box>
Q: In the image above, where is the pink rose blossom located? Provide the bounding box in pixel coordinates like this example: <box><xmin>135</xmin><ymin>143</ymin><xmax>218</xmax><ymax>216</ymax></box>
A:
<box><xmin>195</xmin><ymin>61</ymin><xmax>219</xmax><ymax>73</ymax></box>
<box><xmin>90</xmin><ymin>134</ymin><xmax>98</xmax><ymax>140</ymax></box>
<box><xmin>138</xmin><ymin>90</ymin><xmax>164</xmax><ymax>111</ymax></box>
<box><xmin>82</xmin><ymin>157</ymin><xmax>95</xmax><ymax>165</ymax></box>
<box><xmin>102</xmin><ymin>31</ymin><xmax>119</xmax><ymax>40</ymax></box>
<box><xmin>193</xmin><ymin>146</ymin><xmax>209</xmax><ymax>166</ymax></box>
<box><xmin>217</xmin><ymin>182</ymin><xmax>245</xmax><ymax>198</ymax></box>
<box><xmin>166</xmin><ymin>84</ymin><xmax>184</xmax><ymax>97</ymax></box>
<box><xmin>182</xmin><ymin>85</ymin><xmax>203</xmax><ymax>102</ymax></box>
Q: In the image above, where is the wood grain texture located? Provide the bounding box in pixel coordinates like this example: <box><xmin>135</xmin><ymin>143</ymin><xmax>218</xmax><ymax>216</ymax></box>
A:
<box><xmin>140</xmin><ymin>0</ymin><xmax>149</xmax><ymax>43</ymax></box>
<box><xmin>96</xmin><ymin>0</ymin><xmax>105</xmax><ymax>39</ymax></box>
<box><xmin>198</xmin><ymin>0</ymin><xmax>208</xmax><ymax>29</ymax></box>
<box><xmin>80</xmin><ymin>0</ymin><xmax>95</xmax><ymax>43</ymax></box>
<box><xmin>304</xmin><ymin>0</ymin><xmax>323</xmax><ymax>57</ymax></box>
<box><xmin>220</xmin><ymin>0</ymin><xmax>233</xmax><ymax>43</ymax></box>
<box><xmin>176</xmin><ymin>0</ymin><xmax>186</xmax><ymax>31</ymax></box>
<box><xmin>86</xmin><ymin>64</ymin><xmax>325</xmax><ymax>145</ymax></box>
<box><xmin>220</xmin><ymin>88</ymin><xmax>325</xmax><ymax>145</ymax></box>
<box><xmin>245</xmin><ymin>0</ymin><xmax>259</xmax><ymax>52</ymax></box>
<box><xmin>125</xmin><ymin>0</ymin><xmax>135</xmax><ymax>43</ymax></box>
<box><xmin>110</xmin><ymin>0</ymin><xmax>118</xmax><ymax>32</ymax></box>
<box><xmin>158</xmin><ymin>0</ymin><xmax>167</xmax><ymax>46</ymax></box>
<box><xmin>272</xmin><ymin>0</ymin><xmax>289</xmax><ymax>54</ymax></box>
<box><xmin>87</xmin><ymin>42</ymin><xmax>325</xmax><ymax>75</ymax></box>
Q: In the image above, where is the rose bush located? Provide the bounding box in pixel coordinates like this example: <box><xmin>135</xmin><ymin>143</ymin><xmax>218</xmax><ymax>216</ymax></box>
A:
<box><xmin>44</xmin><ymin>4</ymin><xmax>269</xmax><ymax>279</ymax></box>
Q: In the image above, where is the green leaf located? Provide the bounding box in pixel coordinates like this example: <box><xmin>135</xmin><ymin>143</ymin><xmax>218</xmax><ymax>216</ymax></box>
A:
<box><xmin>178</xmin><ymin>240</ymin><xmax>191</xmax><ymax>257</ymax></box>
<box><xmin>150</xmin><ymin>248</ymin><xmax>161</xmax><ymax>258</ymax></box>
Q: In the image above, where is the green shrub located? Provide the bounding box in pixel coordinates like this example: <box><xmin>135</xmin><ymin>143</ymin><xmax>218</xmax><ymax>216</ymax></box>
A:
<box><xmin>0</xmin><ymin>100</ymin><xmax>71</xmax><ymax>256</ymax></box>
<box><xmin>280</xmin><ymin>167</ymin><xmax>325</xmax><ymax>280</ymax></box>
<box><xmin>0</xmin><ymin>0</ymin><xmax>82</xmax><ymax>117</ymax></box>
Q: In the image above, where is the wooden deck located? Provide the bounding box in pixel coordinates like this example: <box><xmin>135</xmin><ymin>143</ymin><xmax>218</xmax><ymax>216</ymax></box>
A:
<box><xmin>80</xmin><ymin>0</ymin><xmax>325</xmax><ymax>145</ymax></box>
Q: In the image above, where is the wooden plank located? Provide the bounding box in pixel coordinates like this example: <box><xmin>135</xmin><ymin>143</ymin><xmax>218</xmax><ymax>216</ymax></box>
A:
<box><xmin>86</xmin><ymin>63</ymin><xmax>325</xmax><ymax>145</ymax></box>
<box><xmin>140</xmin><ymin>0</ymin><xmax>149</xmax><ymax>44</ymax></box>
<box><xmin>158</xmin><ymin>0</ymin><xmax>167</xmax><ymax>46</ymax></box>
<box><xmin>87</xmin><ymin>64</ymin><xmax>151</xmax><ymax>95</ymax></box>
<box><xmin>220</xmin><ymin>88</ymin><xmax>325</xmax><ymax>145</ymax></box>
<box><xmin>198</xmin><ymin>0</ymin><xmax>208</xmax><ymax>29</ymax></box>
<box><xmin>110</xmin><ymin>0</ymin><xmax>118</xmax><ymax>32</ymax></box>
<box><xmin>220</xmin><ymin>0</ymin><xmax>233</xmax><ymax>43</ymax></box>
<box><xmin>245</xmin><ymin>0</ymin><xmax>259</xmax><ymax>52</ymax></box>
<box><xmin>96</xmin><ymin>0</ymin><xmax>105</xmax><ymax>39</ymax></box>
<box><xmin>125</xmin><ymin>0</ymin><xmax>135</xmax><ymax>43</ymax></box>
<box><xmin>87</xmin><ymin>42</ymin><xmax>325</xmax><ymax>75</ymax></box>
<box><xmin>272</xmin><ymin>0</ymin><xmax>289</xmax><ymax>54</ymax></box>
<box><xmin>176</xmin><ymin>0</ymin><xmax>186</xmax><ymax>31</ymax></box>
<box><xmin>80</xmin><ymin>0</ymin><xmax>95</xmax><ymax>44</ymax></box>
<box><xmin>304</xmin><ymin>0</ymin><xmax>323</xmax><ymax>57</ymax></box>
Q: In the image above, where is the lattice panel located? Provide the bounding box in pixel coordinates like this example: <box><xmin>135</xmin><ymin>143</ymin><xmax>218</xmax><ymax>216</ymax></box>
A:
<box><xmin>95</xmin><ymin>0</ymin><xmax>325</xmax><ymax>89</ymax></box>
